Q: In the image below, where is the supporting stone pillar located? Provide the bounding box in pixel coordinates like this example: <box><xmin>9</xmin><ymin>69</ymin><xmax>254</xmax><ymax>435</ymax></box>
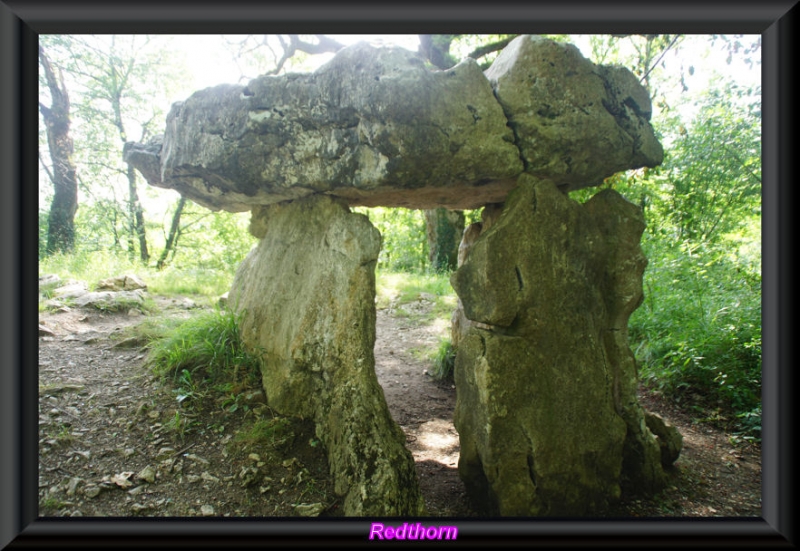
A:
<box><xmin>451</xmin><ymin>175</ymin><xmax>677</xmax><ymax>516</ymax></box>
<box><xmin>450</xmin><ymin>203</ymin><xmax>503</xmax><ymax>350</ymax></box>
<box><xmin>229</xmin><ymin>194</ymin><xmax>425</xmax><ymax>516</ymax></box>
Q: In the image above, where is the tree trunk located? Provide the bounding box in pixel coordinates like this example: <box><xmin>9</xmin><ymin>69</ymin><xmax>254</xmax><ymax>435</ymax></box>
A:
<box><xmin>157</xmin><ymin>196</ymin><xmax>187</xmax><ymax>270</ymax></box>
<box><xmin>39</xmin><ymin>46</ymin><xmax>78</xmax><ymax>255</ymax></box>
<box><xmin>106</xmin><ymin>39</ymin><xmax>150</xmax><ymax>264</ymax></box>
<box><xmin>424</xmin><ymin>208</ymin><xmax>465</xmax><ymax>272</ymax></box>
<box><xmin>126</xmin><ymin>165</ymin><xmax>149</xmax><ymax>262</ymax></box>
<box><xmin>418</xmin><ymin>35</ymin><xmax>456</xmax><ymax>69</ymax></box>
<box><xmin>111</xmin><ymin>205</ymin><xmax>121</xmax><ymax>250</ymax></box>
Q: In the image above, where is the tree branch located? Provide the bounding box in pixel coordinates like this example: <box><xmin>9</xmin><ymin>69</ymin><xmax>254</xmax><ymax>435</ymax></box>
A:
<box><xmin>467</xmin><ymin>36</ymin><xmax>517</xmax><ymax>60</ymax></box>
<box><xmin>640</xmin><ymin>34</ymin><xmax>682</xmax><ymax>85</ymax></box>
<box><xmin>268</xmin><ymin>34</ymin><xmax>345</xmax><ymax>75</ymax></box>
<box><xmin>720</xmin><ymin>142</ymin><xmax>762</xmax><ymax>186</ymax></box>
<box><xmin>38</xmin><ymin>151</ymin><xmax>55</xmax><ymax>185</ymax></box>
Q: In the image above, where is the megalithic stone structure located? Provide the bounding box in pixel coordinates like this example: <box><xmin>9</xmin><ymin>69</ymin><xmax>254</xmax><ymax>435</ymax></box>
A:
<box><xmin>125</xmin><ymin>35</ymin><xmax>679</xmax><ymax>516</ymax></box>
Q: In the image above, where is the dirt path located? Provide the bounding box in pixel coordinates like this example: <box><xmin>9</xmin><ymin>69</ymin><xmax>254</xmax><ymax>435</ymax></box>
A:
<box><xmin>37</xmin><ymin>295</ymin><xmax>761</xmax><ymax>519</ymax></box>
<box><xmin>373</xmin><ymin>303</ymin><xmax>472</xmax><ymax>516</ymax></box>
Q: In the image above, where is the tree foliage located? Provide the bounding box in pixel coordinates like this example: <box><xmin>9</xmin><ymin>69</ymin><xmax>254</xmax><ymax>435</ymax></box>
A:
<box><xmin>352</xmin><ymin>207</ymin><xmax>428</xmax><ymax>273</ymax></box>
<box><xmin>658</xmin><ymin>85</ymin><xmax>761</xmax><ymax>243</ymax></box>
<box><xmin>39</xmin><ymin>35</ymin><xmax>189</xmax><ymax>262</ymax></box>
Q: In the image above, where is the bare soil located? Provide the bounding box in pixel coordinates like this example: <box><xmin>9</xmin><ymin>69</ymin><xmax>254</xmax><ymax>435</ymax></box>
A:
<box><xmin>37</xmin><ymin>295</ymin><xmax>761</xmax><ymax>520</ymax></box>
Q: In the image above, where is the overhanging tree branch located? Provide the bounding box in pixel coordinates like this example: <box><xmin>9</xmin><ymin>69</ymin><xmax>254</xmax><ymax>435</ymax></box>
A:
<box><xmin>468</xmin><ymin>36</ymin><xmax>517</xmax><ymax>61</ymax></box>
<box><xmin>640</xmin><ymin>34</ymin><xmax>682</xmax><ymax>86</ymax></box>
<box><xmin>268</xmin><ymin>34</ymin><xmax>346</xmax><ymax>75</ymax></box>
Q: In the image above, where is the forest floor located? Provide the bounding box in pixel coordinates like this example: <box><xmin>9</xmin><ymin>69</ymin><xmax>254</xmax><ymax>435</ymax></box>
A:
<box><xmin>37</xmin><ymin>294</ymin><xmax>761</xmax><ymax>521</ymax></box>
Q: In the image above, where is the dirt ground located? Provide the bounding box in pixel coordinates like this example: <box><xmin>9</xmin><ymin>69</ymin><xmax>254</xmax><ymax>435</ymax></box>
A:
<box><xmin>37</xmin><ymin>294</ymin><xmax>761</xmax><ymax>520</ymax></box>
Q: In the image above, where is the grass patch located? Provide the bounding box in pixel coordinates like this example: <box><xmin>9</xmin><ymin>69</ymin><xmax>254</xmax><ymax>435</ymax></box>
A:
<box><xmin>233</xmin><ymin>416</ymin><xmax>295</xmax><ymax>452</ymax></box>
<box><xmin>146</xmin><ymin>268</ymin><xmax>233</xmax><ymax>298</ymax></box>
<box><xmin>410</xmin><ymin>338</ymin><xmax>456</xmax><ymax>381</ymax></box>
<box><xmin>40</xmin><ymin>249</ymin><xmax>235</xmax><ymax>299</ymax></box>
<box><xmin>116</xmin><ymin>316</ymin><xmax>187</xmax><ymax>344</ymax></box>
<box><xmin>55</xmin><ymin>424</ymin><xmax>76</xmax><ymax>445</ymax></box>
<box><xmin>164</xmin><ymin>408</ymin><xmax>198</xmax><ymax>441</ymax></box>
<box><xmin>142</xmin><ymin>307</ymin><xmax>265</xmax><ymax>441</ymax></box>
<box><xmin>145</xmin><ymin>308</ymin><xmax>264</xmax><ymax>439</ymax></box>
<box><xmin>376</xmin><ymin>270</ymin><xmax>457</xmax><ymax>323</ymax></box>
<box><xmin>39</xmin><ymin>249</ymin><xmax>145</xmax><ymax>284</ymax></box>
<box><xmin>40</xmin><ymin>496</ymin><xmax>67</xmax><ymax>512</ymax></box>
<box><xmin>429</xmin><ymin>338</ymin><xmax>456</xmax><ymax>381</ymax></box>
<box><xmin>146</xmin><ymin>307</ymin><xmax>262</xmax><ymax>389</ymax></box>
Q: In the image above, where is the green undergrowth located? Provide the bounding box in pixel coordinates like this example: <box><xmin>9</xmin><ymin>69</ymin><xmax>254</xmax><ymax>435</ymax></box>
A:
<box><xmin>39</xmin><ymin>249</ymin><xmax>234</xmax><ymax>299</ymax></box>
<box><xmin>630</xmin><ymin>237</ymin><xmax>761</xmax><ymax>441</ymax></box>
<box><xmin>429</xmin><ymin>338</ymin><xmax>456</xmax><ymax>381</ymax></box>
<box><xmin>146</xmin><ymin>307</ymin><xmax>262</xmax><ymax>389</ymax></box>
<box><xmin>118</xmin><ymin>316</ymin><xmax>188</xmax><ymax>344</ymax></box>
<box><xmin>233</xmin><ymin>416</ymin><xmax>295</xmax><ymax>451</ymax></box>
<box><xmin>376</xmin><ymin>269</ymin><xmax>457</xmax><ymax>322</ymax></box>
<box><xmin>141</xmin><ymin>307</ymin><xmax>269</xmax><ymax>443</ymax></box>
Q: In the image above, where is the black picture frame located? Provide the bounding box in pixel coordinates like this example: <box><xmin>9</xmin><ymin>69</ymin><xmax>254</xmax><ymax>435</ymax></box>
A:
<box><xmin>2</xmin><ymin>1</ymin><xmax>795</xmax><ymax>548</ymax></box>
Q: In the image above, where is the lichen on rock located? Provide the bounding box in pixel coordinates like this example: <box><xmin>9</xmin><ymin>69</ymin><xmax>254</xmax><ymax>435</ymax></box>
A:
<box><xmin>228</xmin><ymin>194</ymin><xmax>425</xmax><ymax>516</ymax></box>
<box><xmin>451</xmin><ymin>175</ymin><xmax>676</xmax><ymax>515</ymax></box>
<box><xmin>484</xmin><ymin>35</ymin><xmax>663</xmax><ymax>190</ymax></box>
<box><xmin>124</xmin><ymin>35</ymin><xmax>675</xmax><ymax>517</ymax></box>
<box><xmin>125</xmin><ymin>36</ymin><xmax>662</xmax><ymax>211</ymax></box>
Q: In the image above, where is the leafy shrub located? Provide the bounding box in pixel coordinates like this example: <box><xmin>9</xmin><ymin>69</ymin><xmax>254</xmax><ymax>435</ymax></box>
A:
<box><xmin>630</xmin><ymin>237</ymin><xmax>761</xmax><ymax>433</ymax></box>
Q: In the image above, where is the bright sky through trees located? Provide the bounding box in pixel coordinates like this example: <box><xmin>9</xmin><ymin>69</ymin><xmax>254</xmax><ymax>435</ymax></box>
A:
<box><xmin>41</xmin><ymin>33</ymin><xmax>760</xmax><ymax>220</ymax></box>
<box><xmin>175</xmin><ymin>35</ymin><xmax>420</xmax><ymax>95</ymax></box>
<box><xmin>173</xmin><ymin>34</ymin><xmax>759</xmax><ymax>122</ymax></box>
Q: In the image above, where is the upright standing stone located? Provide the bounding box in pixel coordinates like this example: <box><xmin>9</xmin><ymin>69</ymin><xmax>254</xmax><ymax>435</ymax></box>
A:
<box><xmin>451</xmin><ymin>175</ymin><xmax>673</xmax><ymax>516</ymax></box>
<box><xmin>229</xmin><ymin>194</ymin><xmax>425</xmax><ymax>516</ymax></box>
<box><xmin>450</xmin><ymin>204</ymin><xmax>503</xmax><ymax>350</ymax></box>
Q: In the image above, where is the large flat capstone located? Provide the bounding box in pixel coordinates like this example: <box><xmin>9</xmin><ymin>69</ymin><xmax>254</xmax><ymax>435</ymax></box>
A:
<box><xmin>125</xmin><ymin>35</ymin><xmax>662</xmax><ymax>212</ymax></box>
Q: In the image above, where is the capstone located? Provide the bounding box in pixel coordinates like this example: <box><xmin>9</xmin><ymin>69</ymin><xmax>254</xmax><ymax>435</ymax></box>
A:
<box><xmin>125</xmin><ymin>36</ymin><xmax>662</xmax><ymax>212</ymax></box>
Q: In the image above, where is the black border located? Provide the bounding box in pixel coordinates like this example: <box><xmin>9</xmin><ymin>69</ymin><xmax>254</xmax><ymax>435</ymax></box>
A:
<box><xmin>2</xmin><ymin>1</ymin><xmax>796</xmax><ymax>548</ymax></box>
